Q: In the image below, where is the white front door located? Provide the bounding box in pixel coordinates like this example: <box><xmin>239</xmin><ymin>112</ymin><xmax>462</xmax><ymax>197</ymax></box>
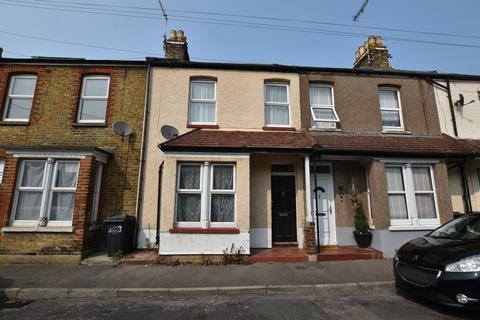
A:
<box><xmin>310</xmin><ymin>164</ymin><xmax>336</xmax><ymax>246</ymax></box>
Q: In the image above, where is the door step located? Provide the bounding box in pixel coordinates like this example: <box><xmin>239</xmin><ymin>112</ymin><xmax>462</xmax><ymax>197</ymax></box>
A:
<box><xmin>272</xmin><ymin>242</ymin><xmax>298</xmax><ymax>247</ymax></box>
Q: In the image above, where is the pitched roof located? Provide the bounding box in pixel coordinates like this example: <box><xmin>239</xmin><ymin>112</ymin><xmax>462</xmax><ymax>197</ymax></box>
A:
<box><xmin>310</xmin><ymin>132</ymin><xmax>479</xmax><ymax>157</ymax></box>
<box><xmin>159</xmin><ymin>129</ymin><xmax>314</xmax><ymax>153</ymax></box>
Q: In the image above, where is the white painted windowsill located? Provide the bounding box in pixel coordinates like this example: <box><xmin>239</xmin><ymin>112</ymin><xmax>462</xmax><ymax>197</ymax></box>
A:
<box><xmin>388</xmin><ymin>225</ymin><xmax>439</xmax><ymax>231</ymax></box>
<box><xmin>2</xmin><ymin>226</ymin><xmax>74</xmax><ymax>233</ymax></box>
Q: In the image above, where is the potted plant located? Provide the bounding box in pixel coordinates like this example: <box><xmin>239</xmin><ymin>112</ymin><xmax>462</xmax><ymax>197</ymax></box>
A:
<box><xmin>351</xmin><ymin>193</ymin><xmax>372</xmax><ymax>248</ymax></box>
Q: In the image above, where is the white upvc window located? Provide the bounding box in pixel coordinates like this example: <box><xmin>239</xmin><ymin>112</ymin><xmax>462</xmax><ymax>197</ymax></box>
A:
<box><xmin>386</xmin><ymin>164</ymin><xmax>440</xmax><ymax>229</ymax></box>
<box><xmin>77</xmin><ymin>75</ymin><xmax>110</xmax><ymax>123</ymax></box>
<box><xmin>3</xmin><ymin>75</ymin><xmax>37</xmax><ymax>122</ymax></box>
<box><xmin>175</xmin><ymin>162</ymin><xmax>235</xmax><ymax>227</ymax></box>
<box><xmin>0</xmin><ymin>159</ymin><xmax>4</xmax><ymax>184</ymax></box>
<box><xmin>209</xmin><ymin>164</ymin><xmax>235</xmax><ymax>225</ymax></box>
<box><xmin>189</xmin><ymin>80</ymin><xmax>216</xmax><ymax>124</ymax></box>
<box><xmin>265</xmin><ymin>83</ymin><xmax>290</xmax><ymax>127</ymax></box>
<box><xmin>309</xmin><ymin>84</ymin><xmax>339</xmax><ymax>129</ymax></box>
<box><xmin>91</xmin><ymin>163</ymin><xmax>103</xmax><ymax>225</ymax></box>
<box><xmin>379</xmin><ymin>87</ymin><xmax>404</xmax><ymax>130</ymax></box>
<box><xmin>11</xmin><ymin>159</ymin><xmax>79</xmax><ymax>227</ymax></box>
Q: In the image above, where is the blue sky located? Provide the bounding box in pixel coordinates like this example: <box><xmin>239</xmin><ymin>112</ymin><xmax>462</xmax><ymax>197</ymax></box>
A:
<box><xmin>0</xmin><ymin>0</ymin><xmax>479</xmax><ymax>74</ymax></box>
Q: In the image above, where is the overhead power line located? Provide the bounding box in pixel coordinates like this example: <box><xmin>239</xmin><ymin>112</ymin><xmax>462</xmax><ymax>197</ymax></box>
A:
<box><xmin>10</xmin><ymin>0</ymin><xmax>480</xmax><ymax>40</ymax></box>
<box><xmin>1</xmin><ymin>1</ymin><xmax>480</xmax><ymax>51</ymax></box>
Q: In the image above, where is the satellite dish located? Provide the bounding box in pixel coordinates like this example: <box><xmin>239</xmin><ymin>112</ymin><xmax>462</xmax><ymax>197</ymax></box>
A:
<box><xmin>112</xmin><ymin>121</ymin><xmax>134</xmax><ymax>136</ymax></box>
<box><xmin>161</xmin><ymin>125</ymin><xmax>179</xmax><ymax>140</ymax></box>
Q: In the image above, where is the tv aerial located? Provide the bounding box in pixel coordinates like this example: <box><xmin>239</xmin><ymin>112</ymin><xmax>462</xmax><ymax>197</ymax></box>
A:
<box><xmin>161</xmin><ymin>125</ymin><xmax>179</xmax><ymax>140</ymax></box>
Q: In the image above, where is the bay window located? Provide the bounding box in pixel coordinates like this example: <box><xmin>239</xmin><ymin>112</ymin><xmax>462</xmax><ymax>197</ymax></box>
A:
<box><xmin>265</xmin><ymin>83</ymin><xmax>290</xmax><ymax>126</ymax></box>
<box><xmin>189</xmin><ymin>80</ymin><xmax>216</xmax><ymax>124</ymax></box>
<box><xmin>309</xmin><ymin>84</ymin><xmax>339</xmax><ymax>129</ymax></box>
<box><xmin>386</xmin><ymin>164</ymin><xmax>439</xmax><ymax>229</ymax></box>
<box><xmin>3</xmin><ymin>75</ymin><xmax>37</xmax><ymax>122</ymax></box>
<box><xmin>176</xmin><ymin>162</ymin><xmax>235</xmax><ymax>226</ymax></box>
<box><xmin>379</xmin><ymin>87</ymin><xmax>403</xmax><ymax>130</ymax></box>
<box><xmin>0</xmin><ymin>159</ymin><xmax>4</xmax><ymax>184</ymax></box>
<box><xmin>12</xmin><ymin>159</ymin><xmax>79</xmax><ymax>227</ymax></box>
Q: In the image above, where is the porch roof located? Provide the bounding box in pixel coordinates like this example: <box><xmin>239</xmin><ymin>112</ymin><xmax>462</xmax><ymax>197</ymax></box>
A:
<box><xmin>310</xmin><ymin>132</ymin><xmax>479</xmax><ymax>158</ymax></box>
<box><xmin>159</xmin><ymin>129</ymin><xmax>314</xmax><ymax>153</ymax></box>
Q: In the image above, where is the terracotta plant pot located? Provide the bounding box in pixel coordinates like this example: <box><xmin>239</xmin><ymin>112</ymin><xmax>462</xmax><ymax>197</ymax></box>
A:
<box><xmin>353</xmin><ymin>231</ymin><xmax>372</xmax><ymax>248</ymax></box>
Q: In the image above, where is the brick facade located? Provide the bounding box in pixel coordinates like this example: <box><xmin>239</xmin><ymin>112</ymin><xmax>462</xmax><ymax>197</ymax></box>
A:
<box><xmin>0</xmin><ymin>62</ymin><xmax>147</xmax><ymax>258</ymax></box>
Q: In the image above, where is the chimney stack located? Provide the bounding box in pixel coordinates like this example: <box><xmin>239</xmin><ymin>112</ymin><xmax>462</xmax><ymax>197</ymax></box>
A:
<box><xmin>164</xmin><ymin>30</ymin><xmax>189</xmax><ymax>62</ymax></box>
<box><xmin>353</xmin><ymin>35</ymin><xmax>391</xmax><ymax>70</ymax></box>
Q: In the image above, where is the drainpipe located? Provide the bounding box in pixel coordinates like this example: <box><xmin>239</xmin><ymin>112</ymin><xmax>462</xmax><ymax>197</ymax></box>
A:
<box><xmin>156</xmin><ymin>161</ymin><xmax>164</xmax><ymax>246</ymax></box>
<box><xmin>461</xmin><ymin>158</ymin><xmax>473</xmax><ymax>213</ymax></box>
<box><xmin>134</xmin><ymin>61</ymin><xmax>152</xmax><ymax>248</ymax></box>
<box><xmin>445</xmin><ymin>78</ymin><xmax>459</xmax><ymax>137</ymax></box>
<box><xmin>304</xmin><ymin>155</ymin><xmax>312</xmax><ymax>223</ymax></box>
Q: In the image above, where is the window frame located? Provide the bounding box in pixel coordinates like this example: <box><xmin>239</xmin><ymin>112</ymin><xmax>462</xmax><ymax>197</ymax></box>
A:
<box><xmin>77</xmin><ymin>75</ymin><xmax>110</xmax><ymax>124</ymax></box>
<box><xmin>188</xmin><ymin>80</ymin><xmax>217</xmax><ymax>125</ymax></box>
<box><xmin>3</xmin><ymin>74</ymin><xmax>37</xmax><ymax>122</ymax></box>
<box><xmin>0</xmin><ymin>159</ymin><xmax>4</xmax><ymax>184</ymax></box>
<box><xmin>309</xmin><ymin>84</ymin><xmax>340</xmax><ymax>128</ymax></box>
<box><xmin>385</xmin><ymin>164</ymin><xmax>440</xmax><ymax>229</ymax></box>
<box><xmin>175</xmin><ymin>162</ymin><xmax>237</xmax><ymax>228</ymax></box>
<box><xmin>264</xmin><ymin>82</ymin><xmax>291</xmax><ymax>127</ymax></box>
<box><xmin>10</xmin><ymin>159</ymin><xmax>79</xmax><ymax>228</ymax></box>
<box><xmin>46</xmin><ymin>160</ymin><xmax>80</xmax><ymax>226</ymax></box>
<box><xmin>209</xmin><ymin>164</ymin><xmax>236</xmax><ymax>226</ymax></box>
<box><xmin>175</xmin><ymin>163</ymin><xmax>203</xmax><ymax>226</ymax></box>
<box><xmin>379</xmin><ymin>87</ymin><xmax>404</xmax><ymax>131</ymax></box>
<box><xmin>91</xmin><ymin>163</ymin><xmax>103</xmax><ymax>225</ymax></box>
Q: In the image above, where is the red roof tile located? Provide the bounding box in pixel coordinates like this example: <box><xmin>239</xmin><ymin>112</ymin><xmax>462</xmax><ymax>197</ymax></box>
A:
<box><xmin>310</xmin><ymin>132</ymin><xmax>478</xmax><ymax>157</ymax></box>
<box><xmin>160</xmin><ymin>129</ymin><xmax>313</xmax><ymax>152</ymax></box>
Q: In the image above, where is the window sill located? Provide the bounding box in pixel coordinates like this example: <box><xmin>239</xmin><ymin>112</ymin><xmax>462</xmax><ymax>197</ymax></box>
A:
<box><xmin>72</xmin><ymin>123</ymin><xmax>107</xmax><ymax>128</ymax></box>
<box><xmin>388</xmin><ymin>225</ymin><xmax>439</xmax><ymax>231</ymax></box>
<box><xmin>186</xmin><ymin>124</ymin><xmax>219</xmax><ymax>129</ymax></box>
<box><xmin>169</xmin><ymin>227</ymin><xmax>239</xmax><ymax>234</ymax></box>
<box><xmin>262</xmin><ymin>126</ymin><xmax>296</xmax><ymax>131</ymax></box>
<box><xmin>0</xmin><ymin>121</ymin><xmax>29</xmax><ymax>126</ymax></box>
<box><xmin>382</xmin><ymin>129</ymin><xmax>411</xmax><ymax>135</ymax></box>
<box><xmin>2</xmin><ymin>226</ymin><xmax>74</xmax><ymax>233</ymax></box>
<box><xmin>309</xmin><ymin>128</ymin><xmax>341</xmax><ymax>132</ymax></box>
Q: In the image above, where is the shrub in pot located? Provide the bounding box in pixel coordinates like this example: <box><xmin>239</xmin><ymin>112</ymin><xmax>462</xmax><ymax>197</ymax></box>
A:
<box><xmin>351</xmin><ymin>193</ymin><xmax>372</xmax><ymax>248</ymax></box>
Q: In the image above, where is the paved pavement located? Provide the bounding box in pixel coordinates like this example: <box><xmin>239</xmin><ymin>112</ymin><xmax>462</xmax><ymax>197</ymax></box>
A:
<box><xmin>0</xmin><ymin>284</ymin><xmax>476</xmax><ymax>319</ymax></box>
<box><xmin>0</xmin><ymin>259</ymin><xmax>393</xmax><ymax>289</ymax></box>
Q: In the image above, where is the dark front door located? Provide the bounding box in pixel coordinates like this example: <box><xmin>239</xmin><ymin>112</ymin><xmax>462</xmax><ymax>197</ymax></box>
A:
<box><xmin>272</xmin><ymin>175</ymin><xmax>297</xmax><ymax>243</ymax></box>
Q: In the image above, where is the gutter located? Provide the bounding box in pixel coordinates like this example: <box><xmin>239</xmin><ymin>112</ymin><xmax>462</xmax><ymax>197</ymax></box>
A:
<box><xmin>134</xmin><ymin>60</ymin><xmax>152</xmax><ymax>248</ymax></box>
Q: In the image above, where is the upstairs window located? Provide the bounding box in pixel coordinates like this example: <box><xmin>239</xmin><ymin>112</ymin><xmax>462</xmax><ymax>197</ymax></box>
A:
<box><xmin>309</xmin><ymin>84</ymin><xmax>339</xmax><ymax>129</ymax></box>
<box><xmin>189</xmin><ymin>80</ymin><xmax>216</xmax><ymax>124</ymax></box>
<box><xmin>3</xmin><ymin>75</ymin><xmax>37</xmax><ymax>122</ymax></box>
<box><xmin>12</xmin><ymin>159</ymin><xmax>79</xmax><ymax>227</ymax></box>
<box><xmin>386</xmin><ymin>164</ymin><xmax>439</xmax><ymax>229</ymax></box>
<box><xmin>265</xmin><ymin>83</ymin><xmax>290</xmax><ymax>126</ymax></box>
<box><xmin>379</xmin><ymin>87</ymin><xmax>403</xmax><ymax>130</ymax></box>
<box><xmin>77</xmin><ymin>75</ymin><xmax>110</xmax><ymax>123</ymax></box>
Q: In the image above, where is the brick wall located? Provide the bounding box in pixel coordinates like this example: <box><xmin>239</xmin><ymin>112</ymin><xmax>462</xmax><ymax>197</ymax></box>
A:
<box><xmin>0</xmin><ymin>63</ymin><xmax>147</xmax><ymax>255</ymax></box>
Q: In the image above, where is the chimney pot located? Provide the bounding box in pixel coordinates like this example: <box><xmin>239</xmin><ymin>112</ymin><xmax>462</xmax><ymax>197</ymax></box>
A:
<box><xmin>375</xmin><ymin>36</ymin><xmax>382</xmax><ymax>45</ymax></box>
<box><xmin>169</xmin><ymin>30</ymin><xmax>177</xmax><ymax>41</ymax></box>
<box><xmin>368</xmin><ymin>36</ymin><xmax>376</xmax><ymax>45</ymax></box>
<box><xmin>177</xmin><ymin>30</ymin><xmax>185</xmax><ymax>41</ymax></box>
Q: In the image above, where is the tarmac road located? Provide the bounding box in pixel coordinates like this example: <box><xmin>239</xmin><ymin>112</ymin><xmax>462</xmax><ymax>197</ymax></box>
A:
<box><xmin>0</xmin><ymin>284</ymin><xmax>476</xmax><ymax>320</ymax></box>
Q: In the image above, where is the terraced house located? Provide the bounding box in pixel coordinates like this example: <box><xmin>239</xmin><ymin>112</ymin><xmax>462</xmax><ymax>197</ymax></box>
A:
<box><xmin>138</xmin><ymin>31</ymin><xmax>478</xmax><ymax>261</ymax></box>
<box><xmin>0</xmin><ymin>55</ymin><xmax>147</xmax><ymax>263</ymax></box>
